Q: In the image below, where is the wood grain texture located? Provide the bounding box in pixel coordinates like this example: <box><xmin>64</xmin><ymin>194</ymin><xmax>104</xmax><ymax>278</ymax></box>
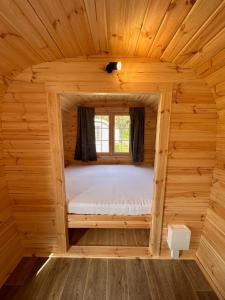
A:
<box><xmin>0</xmin><ymin>257</ymin><xmax>218</xmax><ymax>300</ymax></box>
<box><xmin>0</xmin><ymin>1</ymin><xmax>224</xmax><ymax>296</ymax></box>
<box><xmin>0</xmin><ymin>83</ymin><xmax>23</xmax><ymax>288</ymax></box>
<box><xmin>68</xmin><ymin>214</ymin><xmax>151</xmax><ymax>229</ymax></box>
<box><xmin>2</xmin><ymin>82</ymin><xmax>60</xmax><ymax>257</ymax></box>
<box><xmin>68</xmin><ymin>228</ymin><xmax>149</xmax><ymax>247</ymax></box>
<box><xmin>161</xmin><ymin>81</ymin><xmax>216</xmax><ymax>257</ymax></box>
<box><xmin>1</xmin><ymin>59</ymin><xmax>216</xmax><ymax>260</ymax></box>
<box><xmin>0</xmin><ymin>0</ymin><xmax>223</xmax><ymax>78</ymax></box>
<box><xmin>195</xmin><ymin>43</ymin><xmax>225</xmax><ymax>300</ymax></box>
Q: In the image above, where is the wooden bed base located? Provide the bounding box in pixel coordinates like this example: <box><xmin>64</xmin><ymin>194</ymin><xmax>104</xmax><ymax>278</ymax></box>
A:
<box><xmin>67</xmin><ymin>214</ymin><xmax>151</xmax><ymax>229</ymax></box>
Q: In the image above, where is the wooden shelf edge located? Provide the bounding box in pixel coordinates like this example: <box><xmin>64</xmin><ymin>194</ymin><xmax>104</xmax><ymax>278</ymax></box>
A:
<box><xmin>67</xmin><ymin>214</ymin><xmax>152</xmax><ymax>229</ymax></box>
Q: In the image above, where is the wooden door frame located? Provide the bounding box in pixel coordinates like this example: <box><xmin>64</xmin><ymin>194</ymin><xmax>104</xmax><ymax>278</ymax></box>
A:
<box><xmin>46</xmin><ymin>83</ymin><xmax>172</xmax><ymax>256</ymax></box>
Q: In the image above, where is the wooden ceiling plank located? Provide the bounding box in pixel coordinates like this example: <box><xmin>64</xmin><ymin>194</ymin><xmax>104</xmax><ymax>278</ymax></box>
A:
<box><xmin>28</xmin><ymin>0</ymin><xmax>82</xmax><ymax>57</ymax></box>
<box><xmin>184</xmin><ymin>27</ymin><xmax>225</xmax><ymax>68</ymax></box>
<box><xmin>173</xmin><ymin>2</ymin><xmax>225</xmax><ymax>65</ymax></box>
<box><xmin>0</xmin><ymin>17</ymin><xmax>42</xmax><ymax>73</ymax></box>
<box><xmin>0</xmin><ymin>0</ymin><xmax>62</xmax><ymax>61</ymax></box>
<box><xmin>61</xmin><ymin>0</ymin><xmax>96</xmax><ymax>55</ymax></box>
<box><xmin>148</xmin><ymin>0</ymin><xmax>195</xmax><ymax>58</ymax></box>
<box><xmin>161</xmin><ymin>0</ymin><xmax>223</xmax><ymax>62</ymax></box>
<box><xmin>84</xmin><ymin>0</ymin><xmax>108</xmax><ymax>54</ymax></box>
<box><xmin>134</xmin><ymin>0</ymin><xmax>171</xmax><ymax>57</ymax></box>
<box><xmin>117</xmin><ymin>0</ymin><xmax>149</xmax><ymax>56</ymax></box>
<box><xmin>105</xmin><ymin>0</ymin><xmax>126</xmax><ymax>55</ymax></box>
<box><xmin>106</xmin><ymin>0</ymin><xmax>150</xmax><ymax>55</ymax></box>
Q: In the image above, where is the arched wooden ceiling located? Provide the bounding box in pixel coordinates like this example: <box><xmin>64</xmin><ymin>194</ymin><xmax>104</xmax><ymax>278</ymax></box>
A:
<box><xmin>0</xmin><ymin>0</ymin><xmax>225</xmax><ymax>78</ymax></box>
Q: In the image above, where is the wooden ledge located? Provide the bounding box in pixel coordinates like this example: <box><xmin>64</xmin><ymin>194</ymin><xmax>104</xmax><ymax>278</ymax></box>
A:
<box><xmin>67</xmin><ymin>214</ymin><xmax>151</xmax><ymax>229</ymax></box>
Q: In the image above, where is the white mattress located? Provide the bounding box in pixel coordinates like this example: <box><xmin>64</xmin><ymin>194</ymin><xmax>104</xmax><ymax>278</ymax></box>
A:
<box><xmin>64</xmin><ymin>164</ymin><xmax>154</xmax><ymax>215</ymax></box>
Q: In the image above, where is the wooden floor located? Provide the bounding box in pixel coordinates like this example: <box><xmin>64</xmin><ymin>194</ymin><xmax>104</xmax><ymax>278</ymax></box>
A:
<box><xmin>0</xmin><ymin>257</ymin><xmax>218</xmax><ymax>300</ymax></box>
<box><xmin>69</xmin><ymin>228</ymin><xmax>150</xmax><ymax>246</ymax></box>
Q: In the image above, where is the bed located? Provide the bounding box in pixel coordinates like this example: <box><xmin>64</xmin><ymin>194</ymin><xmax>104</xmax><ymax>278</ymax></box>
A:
<box><xmin>64</xmin><ymin>164</ymin><xmax>154</xmax><ymax>216</ymax></box>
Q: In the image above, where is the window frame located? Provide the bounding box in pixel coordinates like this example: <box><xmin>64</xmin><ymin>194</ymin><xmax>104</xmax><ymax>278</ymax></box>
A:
<box><xmin>95</xmin><ymin>110</ymin><xmax>131</xmax><ymax>157</ymax></box>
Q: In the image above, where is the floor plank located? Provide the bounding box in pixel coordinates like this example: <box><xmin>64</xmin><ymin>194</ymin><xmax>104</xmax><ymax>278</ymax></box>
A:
<box><xmin>5</xmin><ymin>257</ymin><xmax>48</xmax><ymax>286</ymax></box>
<box><xmin>13</xmin><ymin>257</ymin><xmax>57</xmax><ymax>300</ymax></box>
<box><xmin>107</xmin><ymin>260</ymin><xmax>129</xmax><ymax>300</ymax></box>
<box><xmin>83</xmin><ymin>259</ymin><xmax>107</xmax><ymax>300</ymax></box>
<box><xmin>180</xmin><ymin>260</ymin><xmax>212</xmax><ymax>292</ymax></box>
<box><xmin>144</xmin><ymin>260</ymin><xmax>176</xmax><ymax>300</ymax></box>
<box><xmin>61</xmin><ymin>258</ymin><xmax>90</xmax><ymax>300</ymax></box>
<box><xmin>126</xmin><ymin>259</ymin><xmax>152</xmax><ymax>300</ymax></box>
<box><xmin>69</xmin><ymin>228</ymin><xmax>149</xmax><ymax>246</ymax></box>
<box><xmin>35</xmin><ymin>258</ymin><xmax>72</xmax><ymax>300</ymax></box>
<box><xmin>196</xmin><ymin>291</ymin><xmax>219</xmax><ymax>300</ymax></box>
<box><xmin>160</xmin><ymin>260</ymin><xmax>198</xmax><ymax>300</ymax></box>
<box><xmin>0</xmin><ymin>258</ymin><xmax>219</xmax><ymax>300</ymax></box>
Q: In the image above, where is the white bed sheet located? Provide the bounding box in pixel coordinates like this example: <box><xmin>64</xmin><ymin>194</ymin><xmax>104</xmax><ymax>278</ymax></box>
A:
<box><xmin>64</xmin><ymin>164</ymin><xmax>154</xmax><ymax>215</ymax></box>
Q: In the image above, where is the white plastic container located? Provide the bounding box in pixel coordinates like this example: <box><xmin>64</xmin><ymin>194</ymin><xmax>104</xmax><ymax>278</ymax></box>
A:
<box><xmin>167</xmin><ymin>224</ymin><xmax>191</xmax><ymax>259</ymax></box>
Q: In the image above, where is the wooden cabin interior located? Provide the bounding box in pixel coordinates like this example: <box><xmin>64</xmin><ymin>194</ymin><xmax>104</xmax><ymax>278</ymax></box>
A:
<box><xmin>0</xmin><ymin>0</ymin><xmax>225</xmax><ymax>299</ymax></box>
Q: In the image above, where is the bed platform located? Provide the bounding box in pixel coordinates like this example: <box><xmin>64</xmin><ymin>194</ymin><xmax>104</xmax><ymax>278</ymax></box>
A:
<box><xmin>64</xmin><ymin>164</ymin><xmax>153</xmax><ymax>230</ymax></box>
<box><xmin>67</xmin><ymin>214</ymin><xmax>151</xmax><ymax>229</ymax></box>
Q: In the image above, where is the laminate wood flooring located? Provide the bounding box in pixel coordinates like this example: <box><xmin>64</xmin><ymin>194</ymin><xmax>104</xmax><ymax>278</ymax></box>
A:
<box><xmin>0</xmin><ymin>258</ymin><xmax>218</xmax><ymax>300</ymax></box>
<box><xmin>69</xmin><ymin>228</ymin><xmax>150</xmax><ymax>246</ymax></box>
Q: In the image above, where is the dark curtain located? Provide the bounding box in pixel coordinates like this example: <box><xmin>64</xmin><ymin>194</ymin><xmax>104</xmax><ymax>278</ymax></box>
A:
<box><xmin>75</xmin><ymin>107</ymin><xmax>97</xmax><ymax>161</ymax></box>
<box><xmin>129</xmin><ymin>107</ymin><xmax>145</xmax><ymax>162</ymax></box>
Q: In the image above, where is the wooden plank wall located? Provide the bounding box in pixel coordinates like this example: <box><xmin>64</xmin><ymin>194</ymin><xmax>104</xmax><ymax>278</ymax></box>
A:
<box><xmin>61</xmin><ymin>103</ymin><xmax>157</xmax><ymax>166</ymax></box>
<box><xmin>161</xmin><ymin>81</ymin><xmax>216</xmax><ymax>257</ymax></box>
<box><xmin>1</xmin><ymin>59</ymin><xmax>216</xmax><ymax>258</ymax></box>
<box><xmin>0</xmin><ymin>83</ymin><xmax>22</xmax><ymax>287</ymax></box>
<box><xmin>2</xmin><ymin>82</ymin><xmax>60</xmax><ymax>256</ymax></box>
<box><xmin>195</xmin><ymin>49</ymin><xmax>225</xmax><ymax>298</ymax></box>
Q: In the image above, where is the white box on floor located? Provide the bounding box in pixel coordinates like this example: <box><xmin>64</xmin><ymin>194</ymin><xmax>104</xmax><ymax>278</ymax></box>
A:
<box><xmin>167</xmin><ymin>225</ymin><xmax>191</xmax><ymax>259</ymax></box>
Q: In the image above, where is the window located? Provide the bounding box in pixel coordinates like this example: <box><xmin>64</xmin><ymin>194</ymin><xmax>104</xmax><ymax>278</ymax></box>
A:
<box><xmin>114</xmin><ymin>115</ymin><xmax>130</xmax><ymax>153</ymax></box>
<box><xmin>94</xmin><ymin>115</ymin><xmax>109</xmax><ymax>153</ymax></box>
<box><xmin>95</xmin><ymin>113</ymin><xmax>130</xmax><ymax>155</ymax></box>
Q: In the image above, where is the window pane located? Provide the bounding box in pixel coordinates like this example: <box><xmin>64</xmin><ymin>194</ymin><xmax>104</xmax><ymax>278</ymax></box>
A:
<box><xmin>96</xmin><ymin>141</ymin><xmax>101</xmax><ymax>153</ymax></box>
<box><xmin>115</xmin><ymin>115</ymin><xmax>130</xmax><ymax>129</ymax></box>
<box><xmin>95</xmin><ymin>115</ymin><xmax>109</xmax><ymax>153</ymax></box>
<box><xmin>114</xmin><ymin>115</ymin><xmax>130</xmax><ymax>153</ymax></box>
<box><xmin>102</xmin><ymin>141</ymin><xmax>109</xmax><ymax>152</ymax></box>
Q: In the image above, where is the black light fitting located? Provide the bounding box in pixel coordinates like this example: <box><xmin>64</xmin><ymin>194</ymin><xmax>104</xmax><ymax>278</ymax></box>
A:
<box><xmin>105</xmin><ymin>61</ymin><xmax>122</xmax><ymax>73</ymax></box>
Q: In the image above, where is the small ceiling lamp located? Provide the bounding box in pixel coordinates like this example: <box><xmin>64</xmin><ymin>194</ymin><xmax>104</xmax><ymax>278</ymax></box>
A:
<box><xmin>105</xmin><ymin>61</ymin><xmax>122</xmax><ymax>73</ymax></box>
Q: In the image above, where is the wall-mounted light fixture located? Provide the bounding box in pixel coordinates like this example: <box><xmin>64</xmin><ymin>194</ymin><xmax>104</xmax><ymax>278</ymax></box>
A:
<box><xmin>105</xmin><ymin>61</ymin><xmax>122</xmax><ymax>73</ymax></box>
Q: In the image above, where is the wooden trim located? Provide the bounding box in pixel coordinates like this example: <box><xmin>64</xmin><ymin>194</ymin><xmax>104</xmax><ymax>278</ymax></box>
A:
<box><xmin>150</xmin><ymin>90</ymin><xmax>172</xmax><ymax>256</ymax></box>
<box><xmin>67</xmin><ymin>214</ymin><xmax>151</xmax><ymax>229</ymax></box>
<box><xmin>47</xmin><ymin>93</ymin><xmax>68</xmax><ymax>253</ymax></box>
<box><xmin>66</xmin><ymin>246</ymin><xmax>150</xmax><ymax>258</ymax></box>
<box><xmin>46</xmin><ymin>83</ymin><xmax>172</xmax><ymax>256</ymax></box>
